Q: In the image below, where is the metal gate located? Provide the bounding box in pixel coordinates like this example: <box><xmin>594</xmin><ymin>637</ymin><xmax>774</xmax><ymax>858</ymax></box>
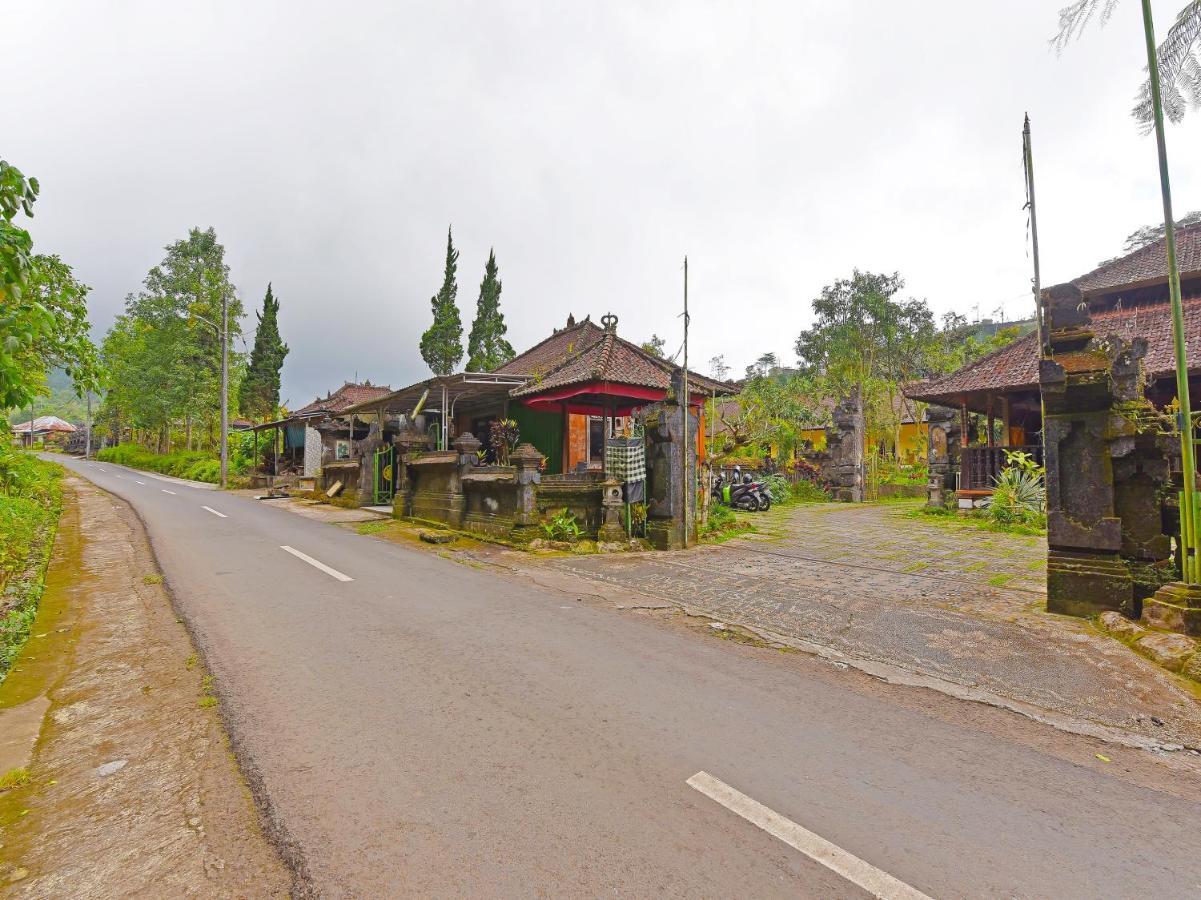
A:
<box><xmin>373</xmin><ymin>445</ymin><xmax>396</xmax><ymax>505</ymax></box>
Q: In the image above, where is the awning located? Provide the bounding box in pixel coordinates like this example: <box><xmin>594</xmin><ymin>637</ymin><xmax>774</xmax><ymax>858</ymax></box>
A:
<box><xmin>339</xmin><ymin>372</ymin><xmax>529</xmax><ymax>419</ymax></box>
<box><xmin>517</xmin><ymin>381</ymin><xmax>705</xmax><ymax>417</ymax></box>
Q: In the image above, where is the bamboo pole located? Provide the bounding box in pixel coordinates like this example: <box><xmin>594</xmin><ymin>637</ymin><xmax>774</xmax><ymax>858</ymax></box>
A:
<box><xmin>1140</xmin><ymin>0</ymin><xmax>1198</xmax><ymax>582</ymax></box>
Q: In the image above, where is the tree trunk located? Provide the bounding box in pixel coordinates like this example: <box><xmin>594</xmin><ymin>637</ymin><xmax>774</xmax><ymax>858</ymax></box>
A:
<box><xmin>186</xmin><ymin>413</ymin><xmax>193</xmax><ymax>451</ymax></box>
<box><xmin>852</xmin><ymin>383</ymin><xmax>865</xmax><ymax>502</ymax></box>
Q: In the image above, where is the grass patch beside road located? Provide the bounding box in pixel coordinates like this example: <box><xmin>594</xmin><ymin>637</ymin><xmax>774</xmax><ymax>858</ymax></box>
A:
<box><xmin>0</xmin><ymin>448</ymin><xmax>63</xmax><ymax>685</ymax></box>
<box><xmin>903</xmin><ymin>505</ymin><xmax>1047</xmax><ymax>538</ymax></box>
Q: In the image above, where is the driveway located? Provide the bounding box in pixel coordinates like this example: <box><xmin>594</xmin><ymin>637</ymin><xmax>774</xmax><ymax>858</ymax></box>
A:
<box><xmin>543</xmin><ymin>501</ymin><xmax>1201</xmax><ymax>749</ymax></box>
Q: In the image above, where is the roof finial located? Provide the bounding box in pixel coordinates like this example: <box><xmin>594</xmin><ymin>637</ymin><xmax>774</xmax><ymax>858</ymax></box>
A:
<box><xmin>601</xmin><ymin>312</ymin><xmax>618</xmax><ymax>332</ymax></box>
<box><xmin>566</xmin><ymin>313</ymin><xmax>575</xmax><ymax>327</ymax></box>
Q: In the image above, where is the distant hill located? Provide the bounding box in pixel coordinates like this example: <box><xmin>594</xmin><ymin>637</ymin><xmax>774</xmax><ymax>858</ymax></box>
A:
<box><xmin>970</xmin><ymin>318</ymin><xmax>1036</xmax><ymax>340</ymax></box>
<box><xmin>6</xmin><ymin>367</ymin><xmax>93</xmax><ymax>426</ymax></box>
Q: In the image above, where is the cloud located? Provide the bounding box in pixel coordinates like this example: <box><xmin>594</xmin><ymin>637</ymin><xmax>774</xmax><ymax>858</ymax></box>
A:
<box><xmin>6</xmin><ymin>0</ymin><xmax>1199</xmax><ymax>401</ymax></box>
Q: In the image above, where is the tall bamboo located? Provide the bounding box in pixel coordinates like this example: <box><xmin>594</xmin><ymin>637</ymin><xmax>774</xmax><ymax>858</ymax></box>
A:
<box><xmin>1140</xmin><ymin>0</ymin><xmax>1198</xmax><ymax>581</ymax></box>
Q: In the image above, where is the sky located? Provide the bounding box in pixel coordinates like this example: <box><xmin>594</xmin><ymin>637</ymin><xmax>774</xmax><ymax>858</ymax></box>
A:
<box><xmin>6</xmin><ymin>1</ymin><xmax>1201</xmax><ymax>408</ymax></box>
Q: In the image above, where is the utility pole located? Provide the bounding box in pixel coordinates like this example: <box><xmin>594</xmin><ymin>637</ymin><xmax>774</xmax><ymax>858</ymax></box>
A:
<box><xmin>85</xmin><ymin>390</ymin><xmax>93</xmax><ymax>459</ymax></box>
<box><xmin>1139</xmin><ymin>0</ymin><xmax>1198</xmax><ymax>583</ymax></box>
<box><xmin>1023</xmin><ymin>113</ymin><xmax>1047</xmax><ymax>358</ymax></box>
<box><xmin>220</xmin><ymin>289</ymin><xmax>229</xmax><ymax>489</ymax></box>
<box><xmin>682</xmin><ymin>256</ymin><xmax>690</xmax><ymax>549</ymax></box>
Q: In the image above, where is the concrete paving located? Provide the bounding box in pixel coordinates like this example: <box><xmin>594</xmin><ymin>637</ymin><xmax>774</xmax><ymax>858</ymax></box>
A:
<box><xmin>47</xmin><ymin>458</ymin><xmax>1201</xmax><ymax>898</ymax></box>
<box><xmin>540</xmin><ymin>501</ymin><xmax>1201</xmax><ymax>749</ymax></box>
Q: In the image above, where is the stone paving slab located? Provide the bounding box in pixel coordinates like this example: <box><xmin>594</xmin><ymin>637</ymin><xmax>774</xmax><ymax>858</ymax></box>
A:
<box><xmin>539</xmin><ymin>501</ymin><xmax>1201</xmax><ymax>750</ymax></box>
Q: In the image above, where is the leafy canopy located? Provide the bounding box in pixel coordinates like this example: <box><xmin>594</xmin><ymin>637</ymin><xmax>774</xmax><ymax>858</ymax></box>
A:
<box><xmin>0</xmin><ymin>159</ymin><xmax>100</xmax><ymax>411</ymax></box>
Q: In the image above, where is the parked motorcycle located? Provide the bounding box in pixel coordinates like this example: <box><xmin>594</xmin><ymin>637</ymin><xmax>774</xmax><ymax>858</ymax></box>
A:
<box><xmin>713</xmin><ymin>467</ymin><xmax>769</xmax><ymax>511</ymax></box>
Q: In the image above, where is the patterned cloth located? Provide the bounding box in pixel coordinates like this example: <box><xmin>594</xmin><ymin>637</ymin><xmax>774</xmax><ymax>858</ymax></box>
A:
<box><xmin>604</xmin><ymin>437</ymin><xmax>646</xmax><ymax>483</ymax></box>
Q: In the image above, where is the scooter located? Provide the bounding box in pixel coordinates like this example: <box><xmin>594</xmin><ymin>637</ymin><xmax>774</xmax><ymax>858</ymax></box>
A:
<box><xmin>714</xmin><ymin>468</ymin><xmax>764</xmax><ymax>511</ymax></box>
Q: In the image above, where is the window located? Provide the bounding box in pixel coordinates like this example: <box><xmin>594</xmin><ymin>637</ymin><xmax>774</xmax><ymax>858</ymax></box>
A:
<box><xmin>335</xmin><ymin>440</ymin><xmax>351</xmax><ymax>460</ymax></box>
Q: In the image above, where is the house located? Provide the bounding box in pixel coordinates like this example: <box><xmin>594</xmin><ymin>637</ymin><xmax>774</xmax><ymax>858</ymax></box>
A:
<box><xmin>12</xmin><ymin>415</ymin><xmax>76</xmax><ymax>448</ymax></box>
<box><xmin>336</xmin><ymin>312</ymin><xmax>734</xmax><ymax>546</ymax></box>
<box><xmin>242</xmin><ymin>381</ymin><xmax>393</xmax><ymax>480</ymax></box>
<box><xmin>906</xmin><ymin>221</ymin><xmax>1201</xmax><ymax>504</ymax></box>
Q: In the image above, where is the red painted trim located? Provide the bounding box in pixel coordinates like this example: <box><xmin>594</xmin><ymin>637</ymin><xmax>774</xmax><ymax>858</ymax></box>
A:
<box><xmin>518</xmin><ymin>380</ymin><xmax>705</xmax><ymax>415</ymax></box>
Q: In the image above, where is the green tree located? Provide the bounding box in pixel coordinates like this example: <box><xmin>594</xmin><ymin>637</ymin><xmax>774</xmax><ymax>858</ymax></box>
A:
<box><xmin>0</xmin><ymin>162</ymin><xmax>100</xmax><ymax>411</ymax></box>
<box><xmin>795</xmin><ymin>270</ymin><xmax>938</xmax><ymax>486</ymax></box>
<box><xmin>240</xmin><ymin>283</ymin><xmax>289</xmax><ymax>421</ymax></box>
<box><xmin>641</xmin><ymin>334</ymin><xmax>667</xmax><ymax>358</ymax></box>
<box><xmin>465</xmin><ymin>250</ymin><xmax>515</xmax><ymax>371</ymax></box>
<box><xmin>103</xmin><ymin>228</ymin><xmax>242</xmax><ymax>450</ymax></box>
<box><xmin>420</xmin><ymin>227</ymin><xmax>464</xmax><ymax>375</ymax></box>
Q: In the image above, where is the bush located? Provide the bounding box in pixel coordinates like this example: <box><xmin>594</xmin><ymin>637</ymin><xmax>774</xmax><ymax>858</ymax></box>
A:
<box><xmin>0</xmin><ymin>446</ymin><xmax>63</xmax><ymax>683</ymax></box>
<box><xmin>96</xmin><ymin>443</ymin><xmax>224</xmax><ymax>483</ymax></box>
<box><xmin>983</xmin><ymin>450</ymin><xmax>1046</xmax><ymax>529</ymax></box>
<box><xmin>791</xmin><ymin>478</ymin><xmax>832</xmax><ymax>502</ymax></box>
<box><xmin>541</xmin><ymin>508</ymin><xmax>583</xmax><ymax>543</ymax></box>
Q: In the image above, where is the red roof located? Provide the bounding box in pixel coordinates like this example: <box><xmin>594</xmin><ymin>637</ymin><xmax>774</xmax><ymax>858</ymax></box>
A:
<box><xmin>511</xmin><ymin>329</ymin><xmax>731</xmax><ymax>401</ymax></box>
<box><xmin>293</xmin><ymin>382</ymin><xmax>393</xmax><ymax>417</ymax></box>
<box><xmin>907</xmin><ymin>296</ymin><xmax>1201</xmax><ymax>403</ymax></box>
<box><xmin>494</xmin><ymin>316</ymin><xmax>607</xmax><ymax>377</ymax></box>
<box><xmin>1075</xmin><ymin>222</ymin><xmax>1201</xmax><ymax>296</ymax></box>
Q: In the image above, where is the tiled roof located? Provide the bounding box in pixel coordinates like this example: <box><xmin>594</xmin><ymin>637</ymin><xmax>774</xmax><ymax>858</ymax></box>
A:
<box><xmin>906</xmin><ymin>297</ymin><xmax>1201</xmax><ymax>402</ymax></box>
<box><xmin>494</xmin><ymin>317</ymin><xmax>607</xmax><ymax>376</ymax></box>
<box><xmin>511</xmin><ymin>330</ymin><xmax>731</xmax><ymax>398</ymax></box>
<box><xmin>293</xmin><ymin>382</ymin><xmax>393</xmax><ymax>417</ymax></box>
<box><xmin>12</xmin><ymin>415</ymin><xmax>76</xmax><ymax>434</ymax></box>
<box><xmin>1075</xmin><ymin>222</ymin><xmax>1201</xmax><ymax>295</ymax></box>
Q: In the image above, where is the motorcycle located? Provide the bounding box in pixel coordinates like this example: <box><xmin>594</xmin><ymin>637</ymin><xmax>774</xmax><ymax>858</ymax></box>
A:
<box><xmin>713</xmin><ymin>467</ymin><xmax>769</xmax><ymax>511</ymax></box>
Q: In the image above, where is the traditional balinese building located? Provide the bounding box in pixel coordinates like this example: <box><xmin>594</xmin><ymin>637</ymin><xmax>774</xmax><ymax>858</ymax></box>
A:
<box><xmin>243</xmin><ymin>381</ymin><xmax>393</xmax><ymax>481</ymax></box>
<box><xmin>906</xmin><ymin>221</ymin><xmax>1201</xmax><ymax>506</ymax></box>
<box><xmin>12</xmin><ymin>415</ymin><xmax>76</xmax><ymax>448</ymax></box>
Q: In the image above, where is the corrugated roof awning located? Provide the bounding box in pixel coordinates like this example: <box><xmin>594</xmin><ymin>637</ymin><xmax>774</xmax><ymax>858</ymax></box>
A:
<box><xmin>339</xmin><ymin>372</ymin><xmax>530</xmax><ymax>419</ymax></box>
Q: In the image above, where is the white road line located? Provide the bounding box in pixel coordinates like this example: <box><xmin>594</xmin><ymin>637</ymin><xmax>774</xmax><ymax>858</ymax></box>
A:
<box><xmin>114</xmin><ymin>474</ymin><xmax>124</xmax><ymax>479</ymax></box>
<box><xmin>280</xmin><ymin>546</ymin><xmax>354</xmax><ymax>582</ymax></box>
<box><xmin>134</xmin><ymin>480</ymin><xmax>146</xmax><ymax>485</ymax></box>
<box><xmin>161</xmin><ymin>489</ymin><xmax>176</xmax><ymax>495</ymax></box>
<box><xmin>686</xmin><ymin>772</ymin><xmax>932</xmax><ymax>900</ymax></box>
<box><xmin>201</xmin><ymin>506</ymin><xmax>228</xmax><ymax>518</ymax></box>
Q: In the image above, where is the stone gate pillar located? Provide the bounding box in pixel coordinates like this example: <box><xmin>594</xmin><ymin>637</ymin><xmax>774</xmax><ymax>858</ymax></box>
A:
<box><xmin>925</xmin><ymin>404</ymin><xmax>961</xmax><ymax>508</ymax></box>
<box><xmin>1040</xmin><ymin>284</ymin><xmax>1134</xmax><ymax>617</ymax></box>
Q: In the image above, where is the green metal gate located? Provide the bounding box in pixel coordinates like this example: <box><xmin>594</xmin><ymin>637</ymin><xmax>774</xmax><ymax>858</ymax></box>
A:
<box><xmin>373</xmin><ymin>445</ymin><xmax>396</xmax><ymax>505</ymax></box>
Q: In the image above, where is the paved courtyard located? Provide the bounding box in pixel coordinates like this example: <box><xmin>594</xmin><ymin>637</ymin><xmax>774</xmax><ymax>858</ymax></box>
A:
<box><xmin>537</xmin><ymin>501</ymin><xmax>1201</xmax><ymax>749</ymax></box>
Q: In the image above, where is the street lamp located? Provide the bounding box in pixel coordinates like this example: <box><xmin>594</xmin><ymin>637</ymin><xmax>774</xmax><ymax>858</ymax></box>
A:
<box><xmin>186</xmin><ymin>299</ymin><xmax>230</xmax><ymax>489</ymax></box>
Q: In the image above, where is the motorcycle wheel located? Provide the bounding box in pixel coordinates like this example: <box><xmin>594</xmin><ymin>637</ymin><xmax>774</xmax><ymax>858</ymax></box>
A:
<box><xmin>758</xmin><ymin>493</ymin><xmax>771</xmax><ymax>511</ymax></box>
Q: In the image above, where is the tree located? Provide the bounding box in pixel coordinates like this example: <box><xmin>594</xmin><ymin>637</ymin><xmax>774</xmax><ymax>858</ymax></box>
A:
<box><xmin>240</xmin><ymin>283</ymin><xmax>289</xmax><ymax>421</ymax></box>
<box><xmin>1054</xmin><ymin>1</ymin><xmax>1201</xmax><ymax>129</ymax></box>
<box><xmin>1123</xmin><ymin>209</ymin><xmax>1201</xmax><ymax>252</ymax></box>
<box><xmin>420</xmin><ymin>227</ymin><xmax>464</xmax><ymax>376</ymax></box>
<box><xmin>745</xmin><ymin>352</ymin><xmax>779</xmax><ymax>380</ymax></box>
<box><xmin>0</xmin><ymin>161</ymin><xmax>100</xmax><ymax>411</ymax></box>
<box><xmin>641</xmin><ymin>334</ymin><xmax>667</xmax><ymax>358</ymax></box>
<box><xmin>465</xmin><ymin>249</ymin><xmax>515</xmax><ymax>372</ymax></box>
<box><xmin>101</xmin><ymin>227</ymin><xmax>242</xmax><ymax>450</ymax></box>
<box><xmin>795</xmin><ymin>270</ymin><xmax>939</xmax><ymax>485</ymax></box>
<box><xmin>709</xmin><ymin>355</ymin><xmax>730</xmax><ymax>381</ymax></box>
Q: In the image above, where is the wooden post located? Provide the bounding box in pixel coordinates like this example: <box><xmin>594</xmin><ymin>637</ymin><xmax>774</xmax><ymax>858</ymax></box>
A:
<box><xmin>986</xmin><ymin>394</ymin><xmax>995</xmax><ymax>448</ymax></box>
<box><xmin>561</xmin><ymin>402</ymin><xmax>570</xmax><ymax>474</ymax></box>
<box><xmin>959</xmin><ymin>399</ymin><xmax>969</xmax><ymax>448</ymax></box>
<box><xmin>1001</xmin><ymin>396</ymin><xmax>1012</xmax><ymax>447</ymax></box>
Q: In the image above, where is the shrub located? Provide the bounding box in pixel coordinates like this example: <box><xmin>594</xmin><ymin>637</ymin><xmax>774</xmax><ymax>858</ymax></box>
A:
<box><xmin>96</xmin><ymin>444</ymin><xmax>223</xmax><ymax>484</ymax></box>
<box><xmin>983</xmin><ymin>450</ymin><xmax>1046</xmax><ymax>528</ymax></box>
<box><xmin>541</xmin><ymin>508</ymin><xmax>583</xmax><ymax>542</ymax></box>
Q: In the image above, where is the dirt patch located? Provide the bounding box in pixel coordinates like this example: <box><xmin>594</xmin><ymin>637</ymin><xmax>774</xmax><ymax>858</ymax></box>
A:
<box><xmin>0</xmin><ymin>474</ymin><xmax>288</xmax><ymax>896</ymax></box>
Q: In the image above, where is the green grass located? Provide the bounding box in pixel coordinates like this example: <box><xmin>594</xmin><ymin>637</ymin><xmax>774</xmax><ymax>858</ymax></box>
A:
<box><xmin>904</xmin><ymin>505</ymin><xmax>1047</xmax><ymax>537</ymax></box>
<box><xmin>141</xmin><ymin>573</ymin><xmax>163</xmax><ymax>585</ymax></box>
<box><xmin>987</xmin><ymin>573</ymin><xmax>1014</xmax><ymax>588</ymax></box>
<box><xmin>0</xmin><ymin>767</ymin><xmax>30</xmax><ymax>791</ymax></box>
<box><xmin>0</xmin><ymin>448</ymin><xmax>63</xmax><ymax>684</ymax></box>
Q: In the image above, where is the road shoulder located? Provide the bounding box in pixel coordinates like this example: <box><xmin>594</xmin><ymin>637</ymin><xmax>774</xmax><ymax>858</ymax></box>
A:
<box><xmin>0</xmin><ymin>473</ymin><xmax>289</xmax><ymax>896</ymax></box>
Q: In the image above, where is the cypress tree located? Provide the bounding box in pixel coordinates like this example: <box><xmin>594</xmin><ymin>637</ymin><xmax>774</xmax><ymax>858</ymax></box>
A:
<box><xmin>465</xmin><ymin>248</ymin><xmax>515</xmax><ymax>372</ymax></box>
<box><xmin>239</xmin><ymin>283</ymin><xmax>289</xmax><ymax>421</ymax></box>
<box><xmin>420</xmin><ymin>226</ymin><xmax>464</xmax><ymax>375</ymax></box>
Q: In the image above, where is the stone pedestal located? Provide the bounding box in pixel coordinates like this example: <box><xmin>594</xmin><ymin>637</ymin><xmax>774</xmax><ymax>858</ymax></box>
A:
<box><xmin>1143</xmin><ymin>582</ymin><xmax>1201</xmax><ymax>635</ymax></box>
<box><xmin>511</xmin><ymin>443</ymin><xmax>543</xmax><ymax>532</ymax></box>
<box><xmin>392</xmin><ymin>430</ymin><xmax>431</xmax><ymax>518</ymax></box>
<box><xmin>598</xmin><ymin>479</ymin><xmax>627</xmax><ymax>543</ymax></box>
<box><xmin>642</xmin><ymin>381</ymin><xmax>699</xmax><ymax>550</ymax></box>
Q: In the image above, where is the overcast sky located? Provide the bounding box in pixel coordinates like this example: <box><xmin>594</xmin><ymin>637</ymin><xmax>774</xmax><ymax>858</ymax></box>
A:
<box><xmin>7</xmin><ymin>1</ymin><xmax>1201</xmax><ymax>406</ymax></box>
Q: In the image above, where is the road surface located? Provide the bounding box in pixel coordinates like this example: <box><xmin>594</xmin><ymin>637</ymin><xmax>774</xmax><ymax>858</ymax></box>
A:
<box><xmin>52</xmin><ymin>455</ymin><xmax>1201</xmax><ymax>898</ymax></box>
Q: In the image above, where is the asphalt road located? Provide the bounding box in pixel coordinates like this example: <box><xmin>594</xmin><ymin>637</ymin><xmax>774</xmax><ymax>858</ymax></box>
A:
<box><xmin>52</xmin><ymin>455</ymin><xmax>1201</xmax><ymax>898</ymax></box>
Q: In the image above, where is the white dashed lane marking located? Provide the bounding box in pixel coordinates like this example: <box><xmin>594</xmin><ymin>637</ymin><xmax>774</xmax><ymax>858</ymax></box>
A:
<box><xmin>280</xmin><ymin>546</ymin><xmax>354</xmax><ymax>582</ymax></box>
<box><xmin>686</xmin><ymin>772</ymin><xmax>933</xmax><ymax>900</ymax></box>
<box><xmin>161</xmin><ymin>489</ymin><xmax>176</xmax><ymax>495</ymax></box>
<box><xmin>201</xmin><ymin>506</ymin><xmax>228</xmax><ymax>518</ymax></box>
